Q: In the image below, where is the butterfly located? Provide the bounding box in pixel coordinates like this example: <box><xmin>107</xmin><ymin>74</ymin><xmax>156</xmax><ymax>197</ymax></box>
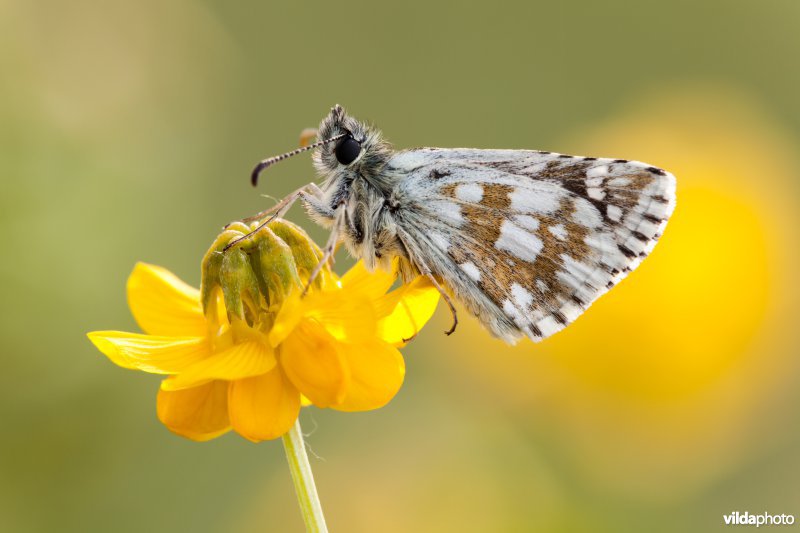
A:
<box><xmin>230</xmin><ymin>105</ymin><xmax>676</xmax><ymax>344</ymax></box>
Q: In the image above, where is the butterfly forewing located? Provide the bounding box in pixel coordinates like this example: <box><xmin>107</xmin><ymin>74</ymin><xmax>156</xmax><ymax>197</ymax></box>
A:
<box><xmin>389</xmin><ymin>149</ymin><xmax>676</xmax><ymax>343</ymax></box>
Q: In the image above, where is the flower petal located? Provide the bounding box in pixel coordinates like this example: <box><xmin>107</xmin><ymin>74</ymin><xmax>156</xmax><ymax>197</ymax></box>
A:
<box><xmin>267</xmin><ymin>291</ymin><xmax>305</xmax><ymax>347</ymax></box>
<box><xmin>376</xmin><ymin>276</ymin><xmax>440</xmax><ymax>346</ymax></box>
<box><xmin>87</xmin><ymin>331</ymin><xmax>209</xmax><ymax>374</ymax></box>
<box><xmin>127</xmin><ymin>262</ymin><xmax>206</xmax><ymax>337</ymax></box>
<box><xmin>157</xmin><ymin>380</ymin><xmax>231</xmax><ymax>441</ymax></box>
<box><xmin>340</xmin><ymin>260</ymin><xmax>396</xmax><ymax>300</ymax></box>
<box><xmin>281</xmin><ymin>321</ymin><xmax>349</xmax><ymax>407</ymax></box>
<box><xmin>333</xmin><ymin>340</ymin><xmax>405</xmax><ymax>412</ymax></box>
<box><xmin>269</xmin><ymin>290</ymin><xmax>376</xmax><ymax>346</ymax></box>
<box><xmin>161</xmin><ymin>340</ymin><xmax>277</xmax><ymax>391</ymax></box>
<box><xmin>308</xmin><ymin>293</ymin><xmax>377</xmax><ymax>342</ymax></box>
<box><xmin>229</xmin><ymin>367</ymin><xmax>300</xmax><ymax>441</ymax></box>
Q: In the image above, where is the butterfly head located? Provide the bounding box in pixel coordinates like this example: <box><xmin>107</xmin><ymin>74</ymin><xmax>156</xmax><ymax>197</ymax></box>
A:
<box><xmin>313</xmin><ymin>104</ymin><xmax>392</xmax><ymax>182</ymax></box>
<box><xmin>249</xmin><ymin>105</ymin><xmax>393</xmax><ymax>188</ymax></box>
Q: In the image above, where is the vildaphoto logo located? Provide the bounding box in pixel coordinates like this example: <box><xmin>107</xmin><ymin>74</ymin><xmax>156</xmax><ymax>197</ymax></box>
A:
<box><xmin>723</xmin><ymin>512</ymin><xmax>795</xmax><ymax>527</ymax></box>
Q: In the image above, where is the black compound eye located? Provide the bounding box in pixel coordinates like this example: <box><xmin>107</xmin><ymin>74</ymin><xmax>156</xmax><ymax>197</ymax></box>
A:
<box><xmin>335</xmin><ymin>136</ymin><xmax>361</xmax><ymax>165</ymax></box>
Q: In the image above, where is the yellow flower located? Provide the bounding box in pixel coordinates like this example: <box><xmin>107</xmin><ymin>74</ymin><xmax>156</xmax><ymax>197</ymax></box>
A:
<box><xmin>88</xmin><ymin>220</ymin><xmax>439</xmax><ymax>442</ymax></box>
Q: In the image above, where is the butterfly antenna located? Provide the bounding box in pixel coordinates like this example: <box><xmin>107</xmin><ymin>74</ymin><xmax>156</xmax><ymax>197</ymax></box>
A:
<box><xmin>251</xmin><ymin>133</ymin><xmax>347</xmax><ymax>186</ymax></box>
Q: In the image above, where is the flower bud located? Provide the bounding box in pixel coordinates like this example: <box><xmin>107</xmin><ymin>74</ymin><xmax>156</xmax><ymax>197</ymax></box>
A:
<box><xmin>200</xmin><ymin>219</ymin><xmax>328</xmax><ymax>325</ymax></box>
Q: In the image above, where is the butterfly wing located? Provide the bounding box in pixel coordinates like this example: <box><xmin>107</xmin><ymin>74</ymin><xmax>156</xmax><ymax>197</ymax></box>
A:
<box><xmin>387</xmin><ymin>148</ymin><xmax>676</xmax><ymax>343</ymax></box>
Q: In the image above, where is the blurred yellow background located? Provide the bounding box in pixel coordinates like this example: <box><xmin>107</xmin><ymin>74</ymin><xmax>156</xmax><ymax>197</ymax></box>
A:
<box><xmin>2</xmin><ymin>1</ymin><xmax>799</xmax><ymax>532</ymax></box>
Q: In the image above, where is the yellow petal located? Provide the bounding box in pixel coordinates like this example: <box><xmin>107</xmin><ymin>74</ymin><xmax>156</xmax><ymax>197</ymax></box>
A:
<box><xmin>376</xmin><ymin>276</ymin><xmax>440</xmax><ymax>346</ymax></box>
<box><xmin>281</xmin><ymin>320</ymin><xmax>349</xmax><ymax>407</ymax></box>
<box><xmin>127</xmin><ymin>262</ymin><xmax>206</xmax><ymax>337</ymax></box>
<box><xmin>269</xmin><ymin>290</ymin><xmax>376</xmax><ymax>346</ymax></box>
<box><xmin>229</xmin><ymin>367</ymin><xmax>300</xmax><ymax>441</ymax></box>
<box><xmin>157</xmin><ymin>380</ymin><xmax>231</xmax><ymax>441</ymax></box>
<box><xmin>267</xmin><ymin>290</ymin><xmax>304</xmax><ymax>347</ymax></box>
<box><xmin>333</xmin><ymin>340</ymin><xmax>405</xmax><ymax>412</ymax></box>
<box><xmin>87</xmin><ymin>331</ymin><xmax>209</xmax><ymax>374</ymax></box>
<box><xmin>307</xmin><ymin>292</ymin><xmax>377</xmax><ymax>342</ymax></box>
<box><xmin>340</xmin><ymin>259</ymin><xmax>396</xmax><ymax>300</ymax></box>
<box><xmin>161</xmin><ymin>340</ymin><xmax>276</xmax><ymax>391</ymax></box>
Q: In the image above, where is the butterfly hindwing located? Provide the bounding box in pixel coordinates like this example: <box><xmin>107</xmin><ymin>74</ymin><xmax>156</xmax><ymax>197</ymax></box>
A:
<box><xmin>389</xmin><ymin>149</ymin><xmax>676</xmax><ymax>342</ymax></box>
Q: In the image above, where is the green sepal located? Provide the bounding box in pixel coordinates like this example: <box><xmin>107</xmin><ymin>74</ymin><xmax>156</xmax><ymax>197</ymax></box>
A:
<box><xmin>269</xmin><ymin>220</ymin><xmax>327</xmax><ymax>290</ymax></box>
<box><xmin>220</xmin><ymin>247</ymin><xmax>261</xmax><ymax>322</ymax></box>
<box><xmin>254</xmin><ymin>226</ymin><xmax>303</xmax><ymax>306</ymax></box>
<box><xmin>200</xmin><ymin>229</ymin><xmax>246</xmax><ymax>313</ymax></box>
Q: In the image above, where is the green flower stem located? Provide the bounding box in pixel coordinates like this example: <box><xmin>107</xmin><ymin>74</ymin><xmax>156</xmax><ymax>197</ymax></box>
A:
<box><xmin>282</xmin><ymin>419</ymin><xmax>328</xmax><ymax>533</ymax></box>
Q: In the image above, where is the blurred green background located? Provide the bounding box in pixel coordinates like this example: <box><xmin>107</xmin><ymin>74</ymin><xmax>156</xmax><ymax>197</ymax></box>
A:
<box><xmin>2</xmin><ymin>1</ymin><xmax>799</xmax><ymax>531</ymax></box>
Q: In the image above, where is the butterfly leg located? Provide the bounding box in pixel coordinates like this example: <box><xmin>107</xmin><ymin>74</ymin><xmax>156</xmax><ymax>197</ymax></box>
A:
<box><xmin>394</xmin><ymin>228</ymin><xmax>458</xmax><ymax>335</ymax></box>
<box><xmin>301</xmin><ymin>205</ymin><xmax>345</xmax><ymax>296</ymax></box>
<box><xmin>223</xmin><ymin>184</ymin><xmax>323</xmax><ymax>251</ymax></box>
<box><xmin>232</xmin><ymin>183</ymin><xmax>325</xmax><ymax>226</ymax></box>
<box><xmin>422</xmin><ymin>270</ymin><xmax>458</xmax><ymax>335</ymax></box>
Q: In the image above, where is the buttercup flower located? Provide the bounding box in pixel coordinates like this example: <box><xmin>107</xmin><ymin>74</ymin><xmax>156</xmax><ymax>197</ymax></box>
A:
<box><xmin>88</xmin><ymin>219</ymin><xmax>439</xmax><ymax>442</ymax></box>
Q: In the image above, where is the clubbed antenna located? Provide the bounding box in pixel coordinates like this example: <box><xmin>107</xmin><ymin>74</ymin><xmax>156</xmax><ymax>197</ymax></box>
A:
<box><xmin>251</xmin><ymin>133</ymin><xmax>347</xmax><ymax>186</ymax></box>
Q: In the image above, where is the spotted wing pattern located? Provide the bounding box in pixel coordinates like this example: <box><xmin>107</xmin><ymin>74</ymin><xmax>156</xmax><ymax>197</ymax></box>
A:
<box><xmin>389</xmin><ymin>148</ymin><xmax>676</xmax><ymax>343</ymax></box>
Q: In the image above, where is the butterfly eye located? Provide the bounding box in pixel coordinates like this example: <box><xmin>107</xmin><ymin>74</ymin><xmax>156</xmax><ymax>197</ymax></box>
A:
<box><xmin>335</xmin><ymin>136</ymin><xmax>361</xmax><ymax>165</ymax></box>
